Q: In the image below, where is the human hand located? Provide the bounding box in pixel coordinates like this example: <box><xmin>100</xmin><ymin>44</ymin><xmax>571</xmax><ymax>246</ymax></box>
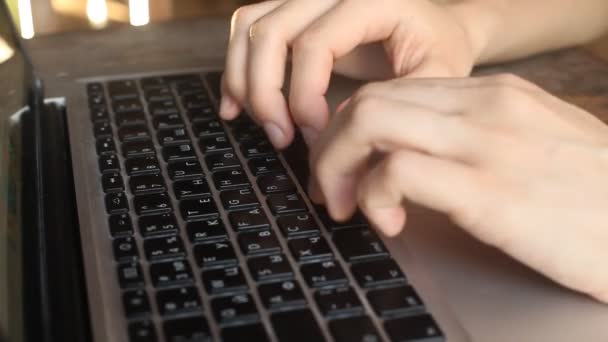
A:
<box><xmin>220</xmin><ymin>0</ymin><xmax>480</xmax><ymax>148</ymax></box>
<box><xmin>310</xmin><ymin>74</ymin><xmax>608</xmax><ymax>302</ymax></box>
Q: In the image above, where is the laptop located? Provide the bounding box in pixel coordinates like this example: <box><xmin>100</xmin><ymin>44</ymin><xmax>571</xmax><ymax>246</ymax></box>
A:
<box><xmin>1</xmin><ymin>0</ymin><xmax>608</xmax><ymax>341</ymax></box>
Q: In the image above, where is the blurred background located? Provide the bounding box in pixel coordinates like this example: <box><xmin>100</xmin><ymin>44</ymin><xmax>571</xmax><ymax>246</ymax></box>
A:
<box><xmin>3</xmin><ymin>0</ymin><xmax>608</xmax><ymax>61</ymax></box>
<box><xmin>4</xmin><ymin>0</ymin><xmax>255</xmax><ymax>39</ymax></box>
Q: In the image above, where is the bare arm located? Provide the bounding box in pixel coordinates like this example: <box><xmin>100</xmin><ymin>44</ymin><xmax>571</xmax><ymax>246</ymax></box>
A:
<box><xmin>448</xmin><ymin>0</ymin><xmax>608</xmax><ymax>65</ymax></box>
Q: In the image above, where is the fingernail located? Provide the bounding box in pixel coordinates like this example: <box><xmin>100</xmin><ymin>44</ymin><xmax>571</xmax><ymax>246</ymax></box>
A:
<box><xmin>263</xmin><ymin>122</ymin><xmax>285</xmax><ymax>148</ymax></box>
<box><xmin>219</xmin><ymin>95</ymin><xmax>236</xmax><ymax>119</ymax></box>
<box><xmin>301</xmin><ymin>126</ymin><xmax>319</xmax><ymax>146</ymax></box>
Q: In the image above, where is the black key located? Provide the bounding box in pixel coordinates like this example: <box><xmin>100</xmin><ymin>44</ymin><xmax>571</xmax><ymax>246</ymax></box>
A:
<box><xmin>330</xmin><ymin>316</ymin><xmax>381</xmax><ymax>342</ymax></box>
<box><xmin>118</xmin><ymin>124</ymin><xmax>149</xmax><ymax>141</ymax></box>
<box><xmin>116</xmin><ymin>111</ymin><xmax>146</xmax><ymax>126</ymax></box>
<box><xmin>96</xmin><ymin>136</ymin><xmax>116</xmax><ymax>155</ymax></box>
<box><xmin>180</xmin><ymin>197</ymin><xmax>219</xmax><ymax>221</ymax></box>
<box><xmin>271</xmin><ymin>309</ymin><xmax>325</xmax><ymax>342</ymax></box>
<box><xmin>90</xmin><ymin>105</ymin><xmax>109</xmax><ymax>122</ymax></box>
<box><xmin>130</xmin><ymin>174</ymin><xmax>165</xmax><ymax>194</ymax></box>
<box><xmin>205</xmin><ymin>151</ymin><xmax>240</xmax><ymax>171</ymax></box>
<box><xmin>234</xmin><ymin>129</ymin><xmax>265</xmax><ymax>143</ymax></box>
<box><xmin>157</xmin><ymin>127</ymin><xmax>189</xmax><ymax>146</ymax></box>
<box><xmin>94</xmin><ymin>121</ymin><xmax>112</xmax><ymax>137</ymax></box>
<box><xmin>351</xmin><ymin>259</ymin><xmax>406</xmax><ymax>288</ymax></box>
<box><xmin>199</xmin><ymin>135</ymin><xmax>232</xmax><ymax>154</ymax></box>
<box><xmin>89</xmin><ymin>92</ymin><xmax>105</xmax><ymax>106</ymax></box>
<box><xmin>162</xmin><ymin>143</ymin><xmax>196</xmax><ymax>162</ymax></box>
<box><xmin>267</xmin><ymin>192</ymin><xmax>306</xmax><ymax>215</ymax></box>
<box><xmin>108</xmin><ymin>80</ymin><xmax>138</xmax><ymax>101</ymax></box>
<box><xmin>87</xmin><ymin>82</ymin><xmax>103</xmax><ymax>94</ymax></box>
<box><xmin>315</xmin><ymin>287</ymin><xmax>363</xmax><ymax>317</ymax></box>
<box><xmin>153</xmin><ymin>113</ymin><xmax>184</xmax><ymax>129</ymax></box>
<box><xmin>117</xmin><ymin>261</ymin><xmax>145</xmax><ymax>288</ymax></box>
<box><xmin>193</xmin><ymin>120</ymin><xmax>224</xmax><ymax>137</ymax></box>
<box><xmin>182</xmin><ymin>93</ymin><xmax>210</xmax><ymax>110</ymax></box>
<box><xmin>258</xmin><ymin>280</ymin><xmax>306</xmax><ymax>310</ymax></box>
<box><xmin>257</xmin><ymin>173</ymin><xmax>296</xmax><ymax>194</ymax></box>
<box><xmin>213</xmin><ymin>169</ymin><xmax>250</xmax><ymax>190</ymax></box>
<box><xmin>220</xmin><ymin>188</ymin><xmax>259</xmax><ymax>210</ymax></box>
<box><xmin>113</xmin><ymin>99</ymin><xmax>143</xmax><ymax>114</ymax></box>
<box><xmin>238</xmin><ymin>230</ymin><xmax>281</xmax><ymax>256</ymax></box>
<box><xmin>99</xmin><ymin>154</ymin><xmax>120</xmax><ymax>173</ymax></box>
<box><xmin>157</xmin><ymin>286</ymin><xmax>202</xmax><ymax>316</ymax></box>
<box><xmin>173</xmin><ymin>178</ymin><xmax>211</xmax><ymax>200</ymax></box>
<box><xmin>105</xmin><ymin>192</ymin><xmax>129</xmax><ymax>214</ymax></box>
<box><xmin>194</xmin><ymin>241</ymin><xmax>237</xmax><ymax>268</ymax></box>
<box><xmin>288</xmin><ymin>236</ymin><xmax>333</xmax><ymax>263</ymax></box>
<box><xmin>228</xmin><ymin>208</ymin><xmax>270</xmax><ymax>231</ymax></box>
<box><xmin>211</xmin><ymin>293</ymin><xmax>258</xmax><ymax>325</ymax></box>
<box><xmin>113</xmin><ymin>236</ymin><xmax>139</xmax><ymax>262</ymax></box>
<box><xmin>125</xmin><ymin>156</ymin><xmax>160</xmax><ymax>176</ymax></box>
<box><xmin>277</xmin><ymin>213</ymin><xmax>320</xmax><ymax>238</ymax></box>
<box><xmin>134</xmin><ymin>192</ymin><xmax>172</xmax><ymax>216</ymax></box>
<box><xmin>148</xmin><ymin>99</ymin><xmax>178</xmax><ymax>116</ymax></box>
<box><xmin>222</xmin><ymin>324</ymin><xmax>269</xmax><ymax>342</ymax></box>
<box><xmin>241</xmin><ymin>139</ymin><xmax>274</xmax><ymax>158</ymax></box>
<box><xmin>109</xmin><ymin>213</ymin><xmax>133</xmax><ymax>237</ymax></box>
<box><xmin>163</xmin><ymin>316</ymin><xmax>211</xmax><ymax>342</ymax></box>
<box><xmin>367</xmin><ymin>286</ymin><xmax>425</xmax><ymax>318</ymax></box>
<box><xmin>128</xmin><ymin>320</ymin><xmax>157</xmax><ymax>342</ymax></box>
<box><xmin>187</xmin><ymin>106</ymin><xmax>216</xmax><ymax>122</ymax></box>
<box><xmin>150</xmin><ymin>259</ymin><xmax>194</xmax><ymax>287</ymax></box>
<box><xmin>333</xmin><ymin>227</ymin><xmax>389</xmax><ymax>262</ymax></box>
<box><xmin>202</xmin><ymin>265</ymin><xmax>248</xmax><ymax>295</ymax></box>
<box><xmin>143</xmin><ymin>235</ymin><xmax>185</xmax><ymax>261</ymax></box>
<box><xmin>141</xmin><ymin>76</ymin><xmax>168</xmax><ymax>90</ymax></box>
<box><xmin>385</xmin><ymin>315</ymin><xmax>444</xmax><ymax>342</ymax></box>
<box><xmin>247</xmin><ymin>254</ymin><xmax>293</xmax><ymax>282</ymax></box>
<box><xmin>122</xmin><ymin>140</ymin><xmax>155</xmax><ymax>158</ymax></box>
<box><xmin>102</xmin><ymin>172</ymin><xmax>124</xmax><ymax>193</ymax></box>
<box><xmin>144</xmin><ymin>86</ymin><xmax>173</xmax><ymax>102</ymax></box>
<box><xmin>315</xmin><ymin>206</ymin><xmax>368</xmax><ymax>231</ymax></box>
<box><xmin>167</xmin><ymin>160</ymin><xmax>203</xmax><ymax>180</ymax></box>
<box><xmin>186</xmin><ymin>218</ymin><xmax>228</xmax><ymax>243</ymax></box>
<box><xmin>300</xmin><ymin>260</ymin><xmax>348</xmax><ymax>288</ymax></box>
<box><xmin>139</xmin><ymin>213</ymin><xmax>178</xmax><ymax>237</ymax></box>
<box><xmin>123</xmin><ymin>289</ymin><xmax>151</xmax><ymax>318</ymax></box>
<box><xmin>248</xmin><ymin>156</ymin><xmax>283</xmax><ymax>176</ymax></box>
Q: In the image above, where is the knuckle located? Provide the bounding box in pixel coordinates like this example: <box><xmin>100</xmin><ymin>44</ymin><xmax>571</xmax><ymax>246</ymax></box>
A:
<box><xmin>490</xmin><ymin>73</ymin><xmax>525</xmax><ymax>87</ymax></box>
<box><xmin>232</xmin><ymin>5</ymin><xmax>259</xmax><ymax>28</ymax></box>
<box><xmin>292</xmin><ymin>32</ymin><xmax>316</xmax><ymax>52</ymax></box>
<box><xmin>249</xmin><ymin>17</ymin><xmax>275</xmax><ymax>43</ymax></box>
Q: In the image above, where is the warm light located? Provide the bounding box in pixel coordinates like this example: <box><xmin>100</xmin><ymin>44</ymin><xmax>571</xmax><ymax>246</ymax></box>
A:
<box><xmin>128</xmin><ymin>0</ymin><xmax>149</xmax><ymax>27</ymax></box>
<box><xmin>0</xmin><ymin>37</ymin><xmax>15</xmax><ymax>64</ymax></box>
<box><xmin>17</xmin><ymin>0</ymin><xmax>34</xmax><ymax>39</ymax></box>
<box><xmin>86</xmin><ymin>0</ymin><xmax>108</xmax><ymax>29</ymax></box>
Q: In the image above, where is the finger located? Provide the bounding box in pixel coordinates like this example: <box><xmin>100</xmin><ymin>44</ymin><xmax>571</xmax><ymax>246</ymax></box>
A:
<box><xmin>219</xmin><ymin>75</ymin><xmax>240</xmax><ymax>120</ymax></box>
<box><xmin>358</xmin><ymin>150</ymin><xmax>484</xmax><ymax>237</ymax></box>
<box><xmin>312</xmin><ymin>96</ymin><xmax>489</xmax><ymax>220</ymax></box>
<box><xmin>247</xmin><ymin>0</ymin><xmax>338</xmax><ymax>148</ymax></box>
<box><xmin>289</xmin><ymin>0</ymin><xmax>400</xmax><ymax>141</ymax></box>
<box><xmin>222</xmin><ymin>1</ymin><xmax>283</xmax><ymax>120</ymax></box>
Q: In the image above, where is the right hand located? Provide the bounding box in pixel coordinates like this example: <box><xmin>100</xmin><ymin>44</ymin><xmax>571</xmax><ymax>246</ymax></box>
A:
<box><xmin>219</xmin><ymin>0</ymin><xmax>482</xmax><ymax>148</ymax></box>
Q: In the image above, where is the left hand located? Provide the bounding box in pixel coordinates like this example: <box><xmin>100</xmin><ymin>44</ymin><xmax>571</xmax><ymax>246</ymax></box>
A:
<box><xmin>310</xmin><ymin>74</ymin><xmax>608</xmax><ymax>302</ymax></box>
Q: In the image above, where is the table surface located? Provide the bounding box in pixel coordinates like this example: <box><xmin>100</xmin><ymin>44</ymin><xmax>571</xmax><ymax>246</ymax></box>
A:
<box><xmin>23</xmin><ymin>18</ymin><xmax>608</xmax><ymax>342</ymax></box>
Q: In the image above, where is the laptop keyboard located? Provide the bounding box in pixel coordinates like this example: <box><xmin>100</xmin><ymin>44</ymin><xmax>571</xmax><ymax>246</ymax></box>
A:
<box><xmin>86</xmin><ymin>73</ymin><xmax>444</xmax><ymax>342</ymax></box>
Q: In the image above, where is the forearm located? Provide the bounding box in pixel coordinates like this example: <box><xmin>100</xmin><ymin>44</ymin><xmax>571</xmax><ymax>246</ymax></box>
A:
<box><xmin>447</xmin><ymin>0</ymin><xmax>608</xmax><ymax>65</ymax></box>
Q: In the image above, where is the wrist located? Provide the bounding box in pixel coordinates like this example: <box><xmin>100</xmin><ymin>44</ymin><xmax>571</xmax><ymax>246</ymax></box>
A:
<box><xmin>445</xmin><ymin>0</ymin><xmax>505</xmax><ymax>66</ymax></box>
